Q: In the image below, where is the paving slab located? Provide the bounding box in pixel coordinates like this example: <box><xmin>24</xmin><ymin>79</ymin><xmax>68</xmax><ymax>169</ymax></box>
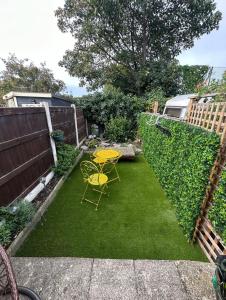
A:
<box><xmin>135</xmin><ymin>260</ymin><xmax>188</xmax><ymax>300</ymax></box>
<box><xmin>89</xmin><ymin>259</ymin><xmax>136</xmax><ymax>300</ymax></box>
<box><xmin>11</xmin><ymin>258</ymin><xmax>216</xmax><ymax>300</ymax></box>
<box><xmin>12</xmin><ymin>257</ymin><xmax>92</xmax><ymax>300</ymax></box>
<box><xmin>175</xmin><ymin>260</ymin><xmax>215</xmax><ymax>300</ymax></box>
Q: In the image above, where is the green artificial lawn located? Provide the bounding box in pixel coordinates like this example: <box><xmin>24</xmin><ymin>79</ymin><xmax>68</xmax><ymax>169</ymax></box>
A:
<box><xmin>17</xmin><ymin>155</ymin><xmax>206</xmax><ymax>261</ymax></box>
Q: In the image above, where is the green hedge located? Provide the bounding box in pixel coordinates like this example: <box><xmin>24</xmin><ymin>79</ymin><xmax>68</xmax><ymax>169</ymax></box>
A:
<box><xmin>208</xmin><ymin>170</ymin><xmax>226</xmax><ymax>244</ymax></box>
<box><xmin>139</xmin><ymin>113</ymin><xmax>220</xmax><ymax>239</ymax></box>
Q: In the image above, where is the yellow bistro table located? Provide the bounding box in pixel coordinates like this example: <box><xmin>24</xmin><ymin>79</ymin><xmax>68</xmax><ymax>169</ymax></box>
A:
<box><xmin>92</xmin><ymin>156</ymin><xmax>108</xmax><ymax>172</ymax></box>
<box><xmin>94</xmin><ymin>149</ymin><xmax>121</xmax><ymax>160</ymax></box>
<box><xmin>93</xmin><ymin>149</ymin><xmax>122</xmax><ymax>182</ymax></box>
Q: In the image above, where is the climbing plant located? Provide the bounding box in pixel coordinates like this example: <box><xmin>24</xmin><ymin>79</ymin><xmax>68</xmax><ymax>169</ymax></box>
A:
<box><xmin>139</xmin><ymin>113</ymin><xmax>220</xmax><ymax>239</ymax></box>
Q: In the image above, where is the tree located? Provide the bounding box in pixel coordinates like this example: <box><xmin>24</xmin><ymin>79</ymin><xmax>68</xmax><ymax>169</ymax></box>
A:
<box><xmin>196</xmin><ymin>70</ymin><xmax>226</xmax><ymax>102</ymax></box>
<box><xmin>0</xmin><ymin>54</ymin><xmax>65</xmax><ymax>106</ymax></box>
<box><xmin>179</xmin><ymin>65</ymin><xmax>209</xmax><ymax>94</ymax></box>
<box><xmin>56</xmin><ymin>0</ymin><xmax>221</xmax><ymax>96</ymax></box>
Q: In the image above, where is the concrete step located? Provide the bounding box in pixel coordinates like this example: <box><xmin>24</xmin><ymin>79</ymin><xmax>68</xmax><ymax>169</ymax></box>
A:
<box><xmin>12</xmin><ymin>257</ymin><xmax>215</xmax><ymax>300</ymax></box>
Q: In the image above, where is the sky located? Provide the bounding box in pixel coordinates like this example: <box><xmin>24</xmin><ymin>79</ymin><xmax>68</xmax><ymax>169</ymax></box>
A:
<box><xmin>0</xmin><ymin>0</ymin><xmax>226</xmax><ymax>96</ymax></box>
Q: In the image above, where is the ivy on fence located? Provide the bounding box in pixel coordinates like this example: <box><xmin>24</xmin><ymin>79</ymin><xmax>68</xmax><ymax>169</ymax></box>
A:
<box><xmin>139</xmin><ymin>113</ymin><xmax>220</xmax><ymax>239</ymax></box>
<box><xmin>209</xmin><ymin>170</ymin><xmax>226</xmax><ymax>244</ymax></box>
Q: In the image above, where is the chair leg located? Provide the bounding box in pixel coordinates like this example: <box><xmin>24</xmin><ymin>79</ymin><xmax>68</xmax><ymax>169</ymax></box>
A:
<box><xmin>95</xmin><ymin>184</ymin><xmax>106</xmax><ymax>210</ymax></box>
<box><xmin>114</xmin><ymin>164</ymin><xmax>120</xmax><ymax>182</ymax></box>
<box><xmin>81</xmin><ymin>182</ymin><xmax>89</xmax><ymax>203</ymax></box>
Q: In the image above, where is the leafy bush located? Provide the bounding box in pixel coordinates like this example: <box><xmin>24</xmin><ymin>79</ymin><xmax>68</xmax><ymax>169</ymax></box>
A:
<box><xmin>0</xmin><ymin>200</ymin><xmax>36</xmax><ymax>246</ymax></box>
<box><xmin>105</xmin><ymin>117</ymin><xmax>133</xmax><ymax>142</ymax></box>
<box><xmin>87</xmin><ymin>138</ymin><xmax>100</xmax><ymax>149</ymax></box>
<box><xmin>145</xmin><ymin>88</ymin><xmax>167</xmax><ymax>113</ymax></box>
<box><xmin>139</xmin><ymin>113</ymin><xmax>220</xmax><ymax>239</ymax></box>
<box><xmin>0</xmin><ymin>223</ymin><xmax>11</xmax><ymax>246</ymax></box>
<box><xmin>74</xmin><ymin>85</ymin><xmax>146</xmax><ymax>137</ymax></box>
<box><xmin>14</xmin><ymin>201</ymin><xmax>36</xmax><ymax>231</ymax></box>
<box><xmin>54</xmin><ymin>143</ymin><xmax>78</xmax><ymax>176</ymax></box>
<box><xmin>208</xmin><ymin>170</ymin><xmax>226</xmax><ymax>244</ymax></box>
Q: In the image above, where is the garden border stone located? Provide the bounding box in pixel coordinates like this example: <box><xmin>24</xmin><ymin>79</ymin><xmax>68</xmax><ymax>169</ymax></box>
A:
<box><xmin>7</xmin><ymin>150</ymin><xmax>84</xmax><ymax>256</ymax></box>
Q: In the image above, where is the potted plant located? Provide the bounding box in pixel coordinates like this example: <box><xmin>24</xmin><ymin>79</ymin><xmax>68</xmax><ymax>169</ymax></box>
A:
<box><xmin>51</xmin><ymin>130</ymin><xmax>64</xmax><ymax>142</ymax></box>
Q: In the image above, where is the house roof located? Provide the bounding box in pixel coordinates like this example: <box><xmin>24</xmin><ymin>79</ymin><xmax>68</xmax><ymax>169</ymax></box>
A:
<box><xmin>165</xmin><ymin>94</ymin><xmax>196</xmax><ymax>108</ymax></box>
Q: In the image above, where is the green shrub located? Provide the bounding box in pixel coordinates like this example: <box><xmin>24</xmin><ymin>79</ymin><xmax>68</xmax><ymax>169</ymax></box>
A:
<box><xmin>105</xmin><ymin>117</ymin><xmax>133</xmax><ymax>142</ymax></box>
<box><xmin>0</xmin><ymin>200</ymin><xmax>36</xmax><ymax>246</ymax></box>
<box><xmin>14</xmin><ymin>201</ymin><xmax>36</xmax><ymax>231</ymax></box>
<box><xmin>208</xmin><ymin>170</ymin><xmax>226</xmax><ymax>244</ymax></box>
<box><xmin>139</xmin><ymin>113</ymin><xmax>220</xmax><ymax>239</ymax></box>
<box><xmin>145</xmin><ymin>88</ymin><xmax>167</xmax><ymax>113</ymax></box>
<box><xmin>0</xmin><ymin>222</ymin><xmax>11</xmax><ymax>246</ymax></box>
<box><xmin>74</xmin><ymin>85</ymin><xmax>146</xmax><ymax>138</ymax></box>
<box><xmin>54</xmin><ymin>143</ymin><xmax>78</xmax><ymax>176</ymax></box>
<box><xmin>87</xmin><ymin>138</ymin><xmax>100</xmax><ymax>149</ymax></box>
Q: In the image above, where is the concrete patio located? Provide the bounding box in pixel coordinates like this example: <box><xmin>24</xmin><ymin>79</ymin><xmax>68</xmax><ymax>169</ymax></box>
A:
<box><xmin>12</xmin><ymin>257</ymin><xmax>216</xmax><ymax>300</ymax></box>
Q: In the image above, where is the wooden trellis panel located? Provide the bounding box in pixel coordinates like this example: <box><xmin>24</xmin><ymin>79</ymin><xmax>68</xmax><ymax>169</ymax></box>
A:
<box><xmin>186</xmin><ymin>100</ymin><xmax>226</xmax><ymax>262</ymax></box>
<box><xmin>186</xmin><ymin>101</ymin><xmax>226</xmax><ymax>142</ymax></box>
<box><xmin>196</xmin><ymin>217</ymin><xmax>226</xmax><ymax>262</ymax></box>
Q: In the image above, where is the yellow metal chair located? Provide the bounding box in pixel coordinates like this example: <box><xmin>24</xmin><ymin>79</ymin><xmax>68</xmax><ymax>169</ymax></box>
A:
<box><xmin>104</xmin><ymin>152</ymin><xmax>122</xmax><ymax>183</ymax></box>
<box><xmin>80</xmin><ymin>160</ymin><xmax>109</xmax><ymax>210</ymax></box>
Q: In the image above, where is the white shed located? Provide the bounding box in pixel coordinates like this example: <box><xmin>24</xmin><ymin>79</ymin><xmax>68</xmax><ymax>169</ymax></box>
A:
<box><xmin>163</xmin><ymin>94</ymin><xmax>196</xmax><ymax>119</ymax></box>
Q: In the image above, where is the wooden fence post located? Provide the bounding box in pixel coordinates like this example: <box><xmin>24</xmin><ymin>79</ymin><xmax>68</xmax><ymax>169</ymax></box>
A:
<box><xmin>42</xmin><ymin>102</ymin><xmax>57</xmax><ymax>166</ymax></box>
<box><xmin>71</xmin><ymin>104</ymin><xmax>79</xmax><ymax>146</ymax></box>
<box><xmin>85</xmin><ymin>119</ymin><xmax>89</xmax><ymax>136</ymax></box>
<box><xmin>185</xmin><ymin>98</ymin><xmax>193</xmax><ymax>122</ymax></box>
<box><xmin>153</xmin><ymin>101</ymin><xmax>158</xmax><ymax>113</ymax></box>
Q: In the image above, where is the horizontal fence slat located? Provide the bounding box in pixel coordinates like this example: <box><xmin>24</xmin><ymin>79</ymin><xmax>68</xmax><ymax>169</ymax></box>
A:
<box><xmin>0</xmin><ymin>129</ymin><xmax>49</xmax><ymax>152</ymax></box>
<box><xmin>0</xmin><ymin>107</ymin><xmax>45</xmax><ymax>116</ymax></box>
<box><xmin>0</xmin><ymin>149</ymin><xmax>51</xmax><ymax>187</ymax></box>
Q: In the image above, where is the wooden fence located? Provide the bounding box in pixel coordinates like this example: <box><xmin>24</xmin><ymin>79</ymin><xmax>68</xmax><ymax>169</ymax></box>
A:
<box><xmin>186</xmin><ymin>100</ymin><xmax>226</xmax><ymax>261</ymax></box>
<box><xmin>0</xmin><ymin>105</ymin><xmax>86</xmax><ymax>207</ymax></box>
<box><xmin>50</xmin><ymin>107</ymin><xmax>76</xmax><ymax>145</ymax></box>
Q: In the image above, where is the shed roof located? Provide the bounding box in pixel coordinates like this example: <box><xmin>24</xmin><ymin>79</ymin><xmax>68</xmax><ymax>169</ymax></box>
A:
<box><xmin>3</xmin><ymin>91</ymin><xmax>52</xmax><ymax>100</ymax></box>
<box><xmin>3</xmin><ymin>92</ymin><xmax>72</xmax><ymax>103</ymax></box>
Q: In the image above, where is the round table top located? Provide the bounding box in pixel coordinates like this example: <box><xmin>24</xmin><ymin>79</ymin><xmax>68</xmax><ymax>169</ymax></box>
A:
<box><xmin>95</xmin><ymin>149</ymin><xmax>121</xmax><ymax>160</ymax></box>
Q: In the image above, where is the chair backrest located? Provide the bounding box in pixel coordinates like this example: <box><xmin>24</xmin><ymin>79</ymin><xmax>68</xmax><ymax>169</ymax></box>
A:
<box><xmin>0</xmin><ymin>244</ymin><xmax>19</xmax><ymax>299</ymax></box>
<box><xmin>80</xmin><ymin>160</ymin><xmax>99</xmax><ymax>181</ymax></box>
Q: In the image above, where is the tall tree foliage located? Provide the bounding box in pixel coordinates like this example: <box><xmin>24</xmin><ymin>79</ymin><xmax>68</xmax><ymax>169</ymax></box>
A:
<box><xmin>56</xmin><ymin>0</ymin><xmax>221</xmax><ymax>95</ymax></box>
<box><xmin>179</xmin><ymin>65</ymin><xmax>209</xmax><ymax>94</ymax></box>
<box><xmin>0</xmin><ymin>54</ymin><xmax>65</xmax><ymax>106</ymax></box>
